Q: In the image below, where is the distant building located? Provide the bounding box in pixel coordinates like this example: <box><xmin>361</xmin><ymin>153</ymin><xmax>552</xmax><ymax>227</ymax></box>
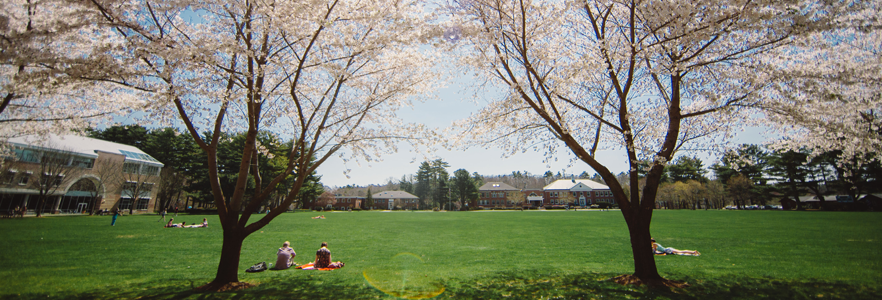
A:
<box><xmin>1</xmin><ymin>135</ymin><xmax>164</xmax><ymax>215</ymax></box>
<box><xmin>372</xmin><ymin>191</ymin><xmax>419</xmax><ymax>210</ymax></box>
<box><xmin>475</xmin><ymin>182</ymin><xmax>523</xmax><ymax>208</ymax></box>
<box><xmin>523</xmin><ymin>188</ymin><xmax>545</xmax><ymax>208</ymax></box>
<box><xmin>471</xmin><ymin>179</ymin><xmax>613</xmax><ymax>209</ymax></box>
<box><xmin>333</xmin><ymin>195</ymin><xmax>364</xmax><ymax>210</ymax></box>
<box><xmin>543</xmin><ymin>179</ymin><xmax>613</xmax><ymax>208</ymax></box>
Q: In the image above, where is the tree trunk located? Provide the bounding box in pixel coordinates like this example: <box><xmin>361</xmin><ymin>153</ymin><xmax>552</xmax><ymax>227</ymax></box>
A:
<box><xmin>622</xmin><ymin>208</ymin><xmax>663</xmax><ymax>283</ymax></box>
<box><xmin>35</xmin><ymin>195</ymin><xmax>45</xmax><ymax>217</ymax></box>
<box><xmin>199</xmin><ymin>228</ymin><xmax>251</xmax><ymax>291</ymax></box>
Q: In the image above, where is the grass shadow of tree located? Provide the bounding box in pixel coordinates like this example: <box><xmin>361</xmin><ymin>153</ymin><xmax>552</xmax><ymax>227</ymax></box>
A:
<box><xmin>0</xmin><ymin>276</ymin><xmax>385</xmax><ymax>300</ymax></box>
<box><xmin>2</xmin><ymin>271</ymin><xmax>880</xmax><ymax>299</ymax></box>
<box><xmin>438</xmin><ymin>270</ymin><xmax>882</xmax><ymax>300</ymax></box>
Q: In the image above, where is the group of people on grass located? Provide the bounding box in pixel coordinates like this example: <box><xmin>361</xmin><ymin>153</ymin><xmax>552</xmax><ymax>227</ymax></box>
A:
<box><xmin>164</xmin><ymin>218</ymin><xmax>207</xmax><ymax>228</ymax></box>
<box><xmin>273</xmin><ymin>241</ymin><xmax>344</xmax><ymax>270</ymax></box>
<box><xmin>4</xmin><ymin>206</ymin><xmax>26</xmax><ymax>218</ymax></box>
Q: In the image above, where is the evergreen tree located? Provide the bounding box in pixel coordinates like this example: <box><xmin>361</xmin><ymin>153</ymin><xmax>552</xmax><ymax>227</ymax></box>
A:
<box><xmin>450</xmin><ymin>168</ymin><xmax>478</xmax><ymax>210</ymax></box>
<box><xmin>365</xmin><ymin>187</ymin><xmax>373</xmax><ymax>209</ymax></box>
<box><xmin>666</xmin><ymin>156</ymin><xmax>708</xmax><ymax>183</ymax></box>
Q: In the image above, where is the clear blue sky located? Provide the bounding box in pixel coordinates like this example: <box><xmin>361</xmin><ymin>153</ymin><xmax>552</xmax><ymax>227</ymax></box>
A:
<box><xmin>315</xmin><ymin>84</ymin><xmax>771</xmax><ymax>188</ymax></box>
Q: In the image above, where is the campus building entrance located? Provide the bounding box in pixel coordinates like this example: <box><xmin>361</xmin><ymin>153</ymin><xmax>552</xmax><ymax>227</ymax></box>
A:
<box><xmin>57</xmin><ymin>178</ymin><xmax>99</xmax><ymax>214</ymax></box>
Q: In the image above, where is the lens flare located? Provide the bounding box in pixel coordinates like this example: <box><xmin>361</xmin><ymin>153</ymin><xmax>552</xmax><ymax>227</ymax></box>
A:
<box><xmin>363</xmin><ymin>252</ymin><xmax>445</xmax><ymax>299</ymax></box>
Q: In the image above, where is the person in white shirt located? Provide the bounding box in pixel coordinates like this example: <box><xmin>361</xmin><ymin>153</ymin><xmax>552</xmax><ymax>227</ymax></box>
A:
<box><xmin>274</xmin><ymin>241</ymin><xmax>297</xmax><ymax>269</ymax></box>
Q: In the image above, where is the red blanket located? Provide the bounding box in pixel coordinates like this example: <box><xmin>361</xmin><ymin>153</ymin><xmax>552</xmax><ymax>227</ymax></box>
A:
<box><xmin>295</xmin><ymin>263</ymin><xmax>341</xmax><ymax>271</ymax></box>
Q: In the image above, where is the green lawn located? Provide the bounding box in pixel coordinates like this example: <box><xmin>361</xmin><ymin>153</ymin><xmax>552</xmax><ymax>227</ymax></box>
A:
<box><xmin>0</xmin><ymin>210</ymin><xmax>880</xmax><ymax>299</ymax></box>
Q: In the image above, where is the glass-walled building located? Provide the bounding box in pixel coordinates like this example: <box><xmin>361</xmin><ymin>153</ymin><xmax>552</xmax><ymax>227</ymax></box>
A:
<box><xmin>1</xmin><ymin>135</ymin><xmax>164</xmax><ymax>215</ymax></box>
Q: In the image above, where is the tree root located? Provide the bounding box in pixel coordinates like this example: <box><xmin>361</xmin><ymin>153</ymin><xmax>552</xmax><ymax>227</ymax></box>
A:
<box><xmin>611</xmin><ymin>274</ymin><xmax>689</xmax><ymax>288</ymax></box>
<box><xmin>195</xmin><ymin>281</ymin><xmax>256</xmax><ymax>292</ymax></box>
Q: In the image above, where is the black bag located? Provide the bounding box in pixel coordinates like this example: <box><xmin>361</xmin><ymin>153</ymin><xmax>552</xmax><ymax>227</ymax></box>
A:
<box><xmin>246</xmin><ymin>262</ymin><xmax>267</xmax><ymax>273</ymax></box>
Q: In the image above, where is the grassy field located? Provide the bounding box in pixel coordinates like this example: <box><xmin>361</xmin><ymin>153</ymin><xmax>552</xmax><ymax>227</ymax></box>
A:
<box><xmin>0</xmin><ymin>210</ymin><xmax>880</xmax><ymax>299</ymax></box>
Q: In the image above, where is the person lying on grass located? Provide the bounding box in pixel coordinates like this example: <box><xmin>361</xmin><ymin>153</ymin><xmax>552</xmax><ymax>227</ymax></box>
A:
<box><xmin>651</xmin><ymin>238</ymin><xmax>700</xmax><ymax>256</ymax></box>
<box><xmin>312</xmin><ymin>215</ymin><xmax>325</xmax><ymax>219</ymax></box>
<box><xmin>164</xmin><ymin>219</ymin><xmax>189</xmax><ymax>228</ymax></box>
<box><xmin>184</xmin><ymin>218</ymin><xmax>208</xmax><ymax>228</ymax></box>
<box><xmin>273</xmin><ymin>241</ymin><xmax>297</xmax><ymax>270</ymax></box>
<box><xmin>296</xmin><ymin>242</ymin><xmax>344</xmax><ymax>270</ymax></box>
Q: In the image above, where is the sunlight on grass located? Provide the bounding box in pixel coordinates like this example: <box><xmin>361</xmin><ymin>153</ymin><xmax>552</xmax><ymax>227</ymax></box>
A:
<box><xmin>363</xmin><ymin>252</ymin><xmax>445</xmax><ymax>299</ymax></box>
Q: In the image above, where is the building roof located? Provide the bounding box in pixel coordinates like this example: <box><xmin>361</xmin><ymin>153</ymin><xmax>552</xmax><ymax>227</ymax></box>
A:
<box><xmin>797</xmin><ymin>195</ymin><xmax>828</xmax><ymax>202</ymax></box>
<box><xmin>543</xmin><ymin>179</ymin><xmax>608</xmax><ymax>191</ymax></box>
<box><xmin>478</xmin><ymin>182</ymin><xmax>519</xmax><ymax>191</ymax></box>
<box><xmin>7</xmin><ymin>134</ymin><xmax>163</xmax><ymax>166</ymax></box>
<box><xmin>797</xmin><ymin>194</ymin><xmax>877</xmax><ymax>202</ymax></box>
<box><xmin>372</xmin><ymin>191</ymin><xmax>419</xmax><ymax>200</ymax></box>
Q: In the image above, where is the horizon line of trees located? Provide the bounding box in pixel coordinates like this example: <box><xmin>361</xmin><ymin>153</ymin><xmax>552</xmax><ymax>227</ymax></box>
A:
<box><xmin>331</xmin><ymin>144</ymin><xmax>880</xmax><ymax>210</ymax></box>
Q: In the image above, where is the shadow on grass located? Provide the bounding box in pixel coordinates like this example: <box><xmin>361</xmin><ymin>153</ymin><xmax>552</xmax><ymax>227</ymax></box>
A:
<box><xmin>2</xmin><ymin>271</ymin><xmax>880</xmax><ymax>300</ymax></box>
<box><xmin>0</xmin><ymin>277</ymin><xmax>384</xmax><ymax>300</ymax></box>
<box><xmin>439</xmin><ymin>271</ymin><xmax>882</xmax><ymax>300</ymax></box>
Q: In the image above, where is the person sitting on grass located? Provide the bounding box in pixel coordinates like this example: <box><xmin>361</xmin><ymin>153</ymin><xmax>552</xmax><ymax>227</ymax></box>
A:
<box><xmin>314</xmin><ymin>242</ymin><xmax>344</xmax><ymax>269</ymax></box>
<box><xmin>273</xmin><ymin>241</ymin><xmax>297</xmax><ymax>270</ymax></box>
<box><xmin>296</xmin><ymin>242</ymin><xmax>344</xmax><ymax>270</ymax></box>
<box><xmin>651</xmin><ymin>238</ymin><xmax>700</xmax><ymax>256</ymax></box>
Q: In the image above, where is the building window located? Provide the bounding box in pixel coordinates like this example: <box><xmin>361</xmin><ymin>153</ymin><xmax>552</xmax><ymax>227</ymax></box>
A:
<box><xmin>19</xmin><ymin>172</ymin><xmax>31</xmax><ymax>185</ymax></box>
<box><xmin>122</xmin><ymin>181</ymin><xmax>138</xmax><ymax>191</ymax></box>
<box><xmin>135</xmin><ymin>198</ymin><xmax>150</xmax><ymax>210</ymax></box>
<box><xmin>2</xmin><ymin>171</ymin><xmax>16</xmax><ymax>184</ymax></box>
<box><xmin>141</xmin><ymin>182</ymin><xmax>154</xmax><ymax>198</ymax></box>
<box><xmin>142</xmin><ymin>165</ymin><xmax>160</xmax><ymax>176</ymax></box>
<box><xmin>15</xmin><ymin>148</ymin><xmax>40</xmax><ymax>163</ymax></box>
<box><xmin>40</xmin><ymin>173</ymin><xmax>60</xmax><ymax>187</ymax></box>
<box><xmin>71</xmin><ymin>157</ymin><xmax>95</xmax><ymax>169</ymax></box>
<box><xmin>118</xmin><ymin>198</ymin><xmax>133</xmax><ymax>210</ymax></box>
<box><xmin>123</xmin><ymin>162</ymin><xmax>140</xmax><ymax>174</ymax></box>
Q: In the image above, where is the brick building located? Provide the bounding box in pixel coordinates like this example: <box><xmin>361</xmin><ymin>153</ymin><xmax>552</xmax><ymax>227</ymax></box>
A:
<box><xmin>474</xmin><ymin>182</ymin><xmax>524</xmax><ymax>208</ymax></box>
<box><xmin>471</xmin><ymin>179</ymin><xmax>614</xmax><ymax>209</ymax></box>
<box><xmin>543</xmin><ymin>179</ymin><xmax>613</xmax><ymax>208</ymax></box>
<box><xmin>333</xmin><ymin>196</ymin><xmax>364</xmax><ymax>210</ymax></box>
<box><xmin>371</xmin><ymin>191</ymin><xmax>419</xmax><ymax>210</ymax></box>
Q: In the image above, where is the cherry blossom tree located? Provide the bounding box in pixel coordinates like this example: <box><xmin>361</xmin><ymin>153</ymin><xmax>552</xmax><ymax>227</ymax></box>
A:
<box><xmin>0</xmin><ymin>0</ymin><xmax>145</xmax><ymax>140</ymax></box>
<box><xmin>763</xmin><ymin>1</ymin><xmax>881</xmax><ymax>169</ymax></box>
<box><xmin>446</xmin><ymin>0</ymin><xmax>843</xmax><ymax>286</ymax></box>
<box><xmin>87</xmin><ymin>0</ymin><xmax>439</xmax><ymax>290</ymax></box>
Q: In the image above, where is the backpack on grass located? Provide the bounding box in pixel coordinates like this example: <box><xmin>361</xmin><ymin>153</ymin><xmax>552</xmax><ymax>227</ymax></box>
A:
<box><xmin>246</xmin><ymin>262</ymin><xmax>267</xmax><ymax>273</ymax></box>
